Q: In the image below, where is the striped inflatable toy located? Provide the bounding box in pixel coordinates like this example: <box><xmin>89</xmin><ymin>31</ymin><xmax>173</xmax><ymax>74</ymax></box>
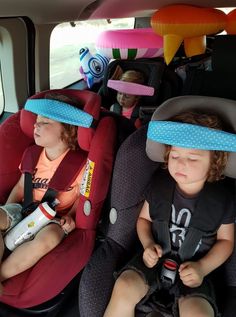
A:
<box><xmin>96</xmin><ymin>28</ymin><xmax>163</xmax><ymax>60</ymax></box>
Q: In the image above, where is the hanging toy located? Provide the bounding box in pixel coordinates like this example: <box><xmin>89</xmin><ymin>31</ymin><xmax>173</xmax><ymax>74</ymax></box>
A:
<box><xmin>151</xmin><ymin>5</ymin><xmax>227</xmax><ymax>65</ymax></box>
<box><xmin>79</xmin><ymin>47</ymin><xmax>109</xmax><ymax>88</ymax></box>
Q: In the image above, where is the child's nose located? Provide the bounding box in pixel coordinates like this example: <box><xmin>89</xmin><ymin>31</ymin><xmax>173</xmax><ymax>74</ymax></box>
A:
<box><xmin>177</xmin><ymin>158</ymin><xmax>186</xmax><ymax>167</ymax></box>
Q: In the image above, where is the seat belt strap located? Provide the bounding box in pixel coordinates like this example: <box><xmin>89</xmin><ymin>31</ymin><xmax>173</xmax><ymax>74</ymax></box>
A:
<box><xmin>153</xmin><ymin>220</ymin><xmax>172</xmax><ymax>255</ymax></box>
<box><xmin>178</xmin><ymin>227</ymin><xmax>204</xmax><ymax>262</ymax></box>
<box><xmin>23</xmin><ymin>172</ymin><xmax>34</xmax><ymax>209</ymax></box>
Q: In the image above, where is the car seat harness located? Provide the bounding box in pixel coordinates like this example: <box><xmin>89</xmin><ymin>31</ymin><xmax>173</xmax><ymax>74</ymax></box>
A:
<box><xmin>150</xmin><ymin>170</ymin><xmax>228</xmax><ymax>289</ymax></box>
<box><xmin>21</xmin><ymin>144</ymin><xmax>87</xmax><ymax>215</ymax></box>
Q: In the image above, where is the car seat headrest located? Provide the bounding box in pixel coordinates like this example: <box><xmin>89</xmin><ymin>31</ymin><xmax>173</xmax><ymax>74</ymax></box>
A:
<box><xmin>146</xmin><ymin>95</ymin><xmax>236</xmax><ymax>178</ymax></box>
<box><xmin>212</xmin><ymin>35</ymin><xmax>236</xmax><ymax>73</ymax></box>
<box><xmin>20</xmin><ymin>89</ymin><xmax>101</xmax><ymax>151</ymax></box>
<box><xmin>101</xmin><ymin>58</ymin><xmax>165</xmax><ymax>107</ymax></box>
<box><xmin>24</xmin><ymin>99</ymin><xmax>93</xmax><ymax>127</ymax></box>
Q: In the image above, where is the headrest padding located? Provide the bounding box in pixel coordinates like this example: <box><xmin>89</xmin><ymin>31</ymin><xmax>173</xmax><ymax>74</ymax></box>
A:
<box><xmin>146</xmin><ymin>95</ymin><xmax>236</xmax><ymax>178</ymax></box>
<box><xmin>20</xmin><ymin>89</ymin><xmax>101</xmax><ymax>151</ymax></box>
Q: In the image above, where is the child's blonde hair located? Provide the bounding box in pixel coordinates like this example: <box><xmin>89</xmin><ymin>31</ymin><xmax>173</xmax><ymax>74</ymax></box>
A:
<box><xmin>164</xmin><ymin>111</ymin><xmax>229</xmax><ymax>182</ymax></box>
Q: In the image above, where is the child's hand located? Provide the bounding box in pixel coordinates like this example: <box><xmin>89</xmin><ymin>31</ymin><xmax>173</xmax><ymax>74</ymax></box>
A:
<box><xmin>60</xmin><ymin>215</ymin><xmax>75</xmax><ymax>234</ymax></box>
<box><xmin>179</xmin><ymin>261</ymin><xmax>204</xmax><ymax>288</ymax></box>
<box><xmin>143</xmin><ymin>244</ymin><xmax>162</xmax><ymax>268</ymax></box>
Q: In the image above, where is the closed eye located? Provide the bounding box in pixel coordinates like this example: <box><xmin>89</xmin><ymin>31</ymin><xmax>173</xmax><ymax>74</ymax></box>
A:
<box><xmin>188</xmin><ymin>156</ymin><xmax>199</xmax><ymax>161</ymax></box>
<box><xmin>170</xmin><ymin>155</ymin><xmax>179</xmax><ymax>160</ymax></box>
<box><xmin>35</xmin><ymin>121</ymin><xmax>50</xmax><ymax>127</ymax></box>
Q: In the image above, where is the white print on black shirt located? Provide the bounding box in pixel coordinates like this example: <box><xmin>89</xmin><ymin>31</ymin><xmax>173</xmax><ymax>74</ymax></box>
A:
<box><xmin>169</xmin><ymin>204</ymin><xmax>201</xmax><ymax>253</ymax></box>
<box><xmin>170</xmin><ymin>205</ymin><xmax>191</xmax><ymax>247</ymax></box>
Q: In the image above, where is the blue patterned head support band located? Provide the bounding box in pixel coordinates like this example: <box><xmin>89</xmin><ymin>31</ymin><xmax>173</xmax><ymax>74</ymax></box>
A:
<box><xmin>147</xmin><ymin>121</ymin><xmax>236</xmax><ymax>152</ymax></box>
<box><xmin>24</xmin><ymin>99</ymin><xmax>93</xmax><ymax>128</ymax></box>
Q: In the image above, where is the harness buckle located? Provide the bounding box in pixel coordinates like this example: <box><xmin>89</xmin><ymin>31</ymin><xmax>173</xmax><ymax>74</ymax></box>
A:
<box><xmin>160</xmin><ymin>258</ymin><xmax>178</xmax><ymax>289</ymax></box>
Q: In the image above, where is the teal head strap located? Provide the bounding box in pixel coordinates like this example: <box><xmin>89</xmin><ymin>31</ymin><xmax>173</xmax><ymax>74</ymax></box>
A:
<box><xmin>146</xmin><ymin>95</ymin><xmax>236</xmax><ymax>178</ymax></box>
<box><xmin>147</xmin><ymin>121</ymin><xmax>236</xmax><ymax>152</ymax></box>
<box><xmin>24</xmin><ymin>99</ymin><xmax>93</xmax><ymax>128</ymax></box>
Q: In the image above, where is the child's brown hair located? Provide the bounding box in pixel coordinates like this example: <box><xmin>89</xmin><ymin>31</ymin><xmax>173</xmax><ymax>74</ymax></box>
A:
<box><xmin>44</xmin><ymin>92</ymin><xmax>83</xmax><ymax>151</ymax></box>
<box><xmin>164</xmin><ymin>111</ymin><xmax>228</xmax><ymax>182</ymax></box>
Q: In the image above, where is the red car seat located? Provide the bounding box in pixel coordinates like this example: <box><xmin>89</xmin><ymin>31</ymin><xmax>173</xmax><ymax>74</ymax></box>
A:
<box><xmin>0</xmin><ymin>88</ymin><xmax>116</xmax><ymax>309</ymax></box>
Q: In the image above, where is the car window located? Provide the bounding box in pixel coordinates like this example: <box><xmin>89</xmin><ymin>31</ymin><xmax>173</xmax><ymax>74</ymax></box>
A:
<box><xmin>0</xmin><ymin>71</ymin><xmax>4</xmax><ymax>114</ymax></box>
<box><xmin>50</xmin><ymin>18</ymin><xmax>134</xmax><ymax>89</ymax></box>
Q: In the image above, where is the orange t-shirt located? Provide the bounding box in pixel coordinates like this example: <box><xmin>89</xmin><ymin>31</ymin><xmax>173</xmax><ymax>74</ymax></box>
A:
<box><xmin>32</xmin><ymin>149</ymin><xmax>85</xmax><ymax>215</ymax></box>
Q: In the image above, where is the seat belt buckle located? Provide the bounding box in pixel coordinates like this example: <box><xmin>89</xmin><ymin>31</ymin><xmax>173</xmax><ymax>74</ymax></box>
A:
<box><xmin>160</xmin><ymin>258</ymin><xmax>178</xmax><ymax>289</ymax></box>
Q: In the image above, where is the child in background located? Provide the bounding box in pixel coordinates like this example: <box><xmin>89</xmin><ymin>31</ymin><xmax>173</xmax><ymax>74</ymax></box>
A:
<box><xmin>110</xmin><ymin>70</ymin><xmax>145</xmax><ymax>128</ymax></box>
<box><xmin>0</xmin><ymin>92</ymin><xmax>86</xmax><ymax>294</ymax></box>
<box><xmin>104</xmin><ymin>111</ymin><xmax>235</xmax><ymax>317</ymax></box>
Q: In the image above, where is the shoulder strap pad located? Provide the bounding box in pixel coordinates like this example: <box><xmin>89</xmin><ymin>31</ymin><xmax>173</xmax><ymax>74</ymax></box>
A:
<box><xmin>149</xmin><ymin>169</ymin><xmax>175</xmax><ymax>221</ymax></box>
<box><xmin>191</xmin><ymin>181</ymin><xmax>228</xmax><ymax>232</ymax></box>
<box><xmin>21</xmin><ymin>145</ymin><xmax>43</xmax><ymax>173</ymax></box>
<box><xmin>50</xmin><ymin>149</ymin><xmax>87</xmax><ymax>191</ymax></box>
<box><xmin>177</xmin><ymin>181</ymin><xmax>230</xmax><ymax>261</ymax></box>
<box><xmin>150</xmin><ymin>169</ymin><xmax>175</xmax><ymax>255</ymax></box>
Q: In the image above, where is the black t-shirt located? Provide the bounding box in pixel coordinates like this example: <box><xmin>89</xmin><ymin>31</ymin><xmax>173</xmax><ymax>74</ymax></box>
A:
<box><xmin>145</xmin><ymin>171</ymin><xmax>235</xmax><ymax>258</ymax></box>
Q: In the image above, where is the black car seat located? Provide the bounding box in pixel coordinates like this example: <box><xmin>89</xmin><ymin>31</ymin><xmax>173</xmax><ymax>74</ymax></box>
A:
<box><xmin>78</xmin><ymin>95</ymin><xmax>236</xmax><ymax>317</ymax></box>
<box><xmin>99</xmin><ymin>58</ymin><xmax>182</xmax><ymax>125</ymax></box>
<box><xmin>182</xmin><ymin>35</ymin><xmax>236</xmax><ymax>99</ymax></box>
<box><xmin>0</xmin><ymin>89</ymin><xmax>117</xmax><ymax>315</ymax></box>
<box><xmin>79</xmin><ymin>124</ymin><xmax>160</xmax><ymax>317</ymax></box>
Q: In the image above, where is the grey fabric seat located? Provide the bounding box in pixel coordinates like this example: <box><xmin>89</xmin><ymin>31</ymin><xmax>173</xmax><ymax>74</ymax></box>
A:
<box><xmin>78</xmin><ymin>125</ymin><xmax>159</xmax><ymax>317</ymax></box>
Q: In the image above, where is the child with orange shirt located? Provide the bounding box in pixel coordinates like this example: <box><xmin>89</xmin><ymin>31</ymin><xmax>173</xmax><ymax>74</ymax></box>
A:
<box><xmin>0</xmin><ymin>92</ymin><xmax>86</xmax><ymax>293</ymax></box>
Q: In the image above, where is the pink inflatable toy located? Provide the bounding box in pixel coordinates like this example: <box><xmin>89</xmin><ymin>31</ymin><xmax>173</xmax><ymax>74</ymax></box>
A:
<box><xmin>96</xmin><ymin>28</ymin><xmax>163</xmax><ymax>60</ymax></box>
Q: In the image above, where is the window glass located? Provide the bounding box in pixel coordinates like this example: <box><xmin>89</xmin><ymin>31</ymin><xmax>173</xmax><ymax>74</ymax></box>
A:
<box><xmin>0</xmin><ymin>70</ymin><xmax>4</xmax><ymax>114</ymax></box>
<box><xmin>50</xmin><ymin>18</ymin><xmax>134</xmax><ymax>89</ymax></box>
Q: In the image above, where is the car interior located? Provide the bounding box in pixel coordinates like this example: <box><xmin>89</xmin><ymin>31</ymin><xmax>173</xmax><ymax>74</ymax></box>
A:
<box><xmin>0</xmin><ymin>1</ymin><xmax>236</xmax><ymax>317</ymax></box>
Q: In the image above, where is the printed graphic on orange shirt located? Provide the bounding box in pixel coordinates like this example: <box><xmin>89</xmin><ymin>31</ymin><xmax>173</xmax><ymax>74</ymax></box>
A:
<box><xmin>80</xmin><ymin>159</ymin><xmax>95</xmax><ymax>198</ymax></box>
<box><xmin>32</xmin><ymin>168</ymin><xmax>49</xmax><ymax>189</ymax></box>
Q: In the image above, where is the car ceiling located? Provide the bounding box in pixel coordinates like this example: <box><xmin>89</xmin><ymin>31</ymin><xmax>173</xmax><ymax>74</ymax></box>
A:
<box><xmin>0</xmin><ymin>0</ymin><xmax>236</xmax><ymax>24</ymax></box>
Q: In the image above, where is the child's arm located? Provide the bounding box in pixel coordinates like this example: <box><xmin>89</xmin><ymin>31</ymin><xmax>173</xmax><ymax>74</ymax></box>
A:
<box><xmin>59</xmin><ymin>197</ymin><xmax>79</xmax><ymax>233</ymax></box>
<box><xmin>60</xmin><ymin>175</ymin><xmax>84</xmax><ymax>233</ymax></box>
<box><xmin>6</xmin><ymin>174</ymin><xmax>24</xmax><ymax>204</ymax></box>
<box><xmin>137</xmin><ymin>200</ymin><xmax>163</xmax><ymax>268</ymax></box>
<box><xmin>179</xmin><ymin>222</ymin><xmax>234</xmax><ymax>288</ymax></box>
